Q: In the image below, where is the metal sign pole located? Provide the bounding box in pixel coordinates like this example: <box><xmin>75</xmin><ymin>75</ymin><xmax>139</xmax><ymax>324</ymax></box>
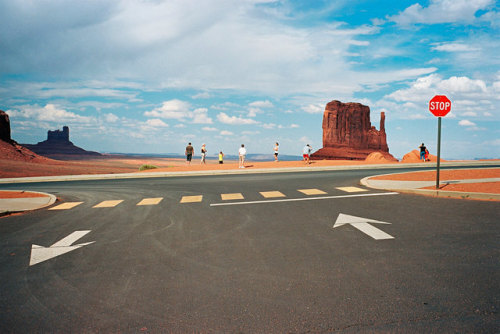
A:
<box><xmin>436</xmin><ymin>116</ymin><xmax>441</xmax><ymax>189</ymax></box>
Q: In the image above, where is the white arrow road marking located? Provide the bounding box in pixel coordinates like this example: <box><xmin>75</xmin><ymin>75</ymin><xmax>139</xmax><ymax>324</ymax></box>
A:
<box><xmin>333</xmin><ymin>214</ymin><xmax>394</xmax><ymax>240</ymax></box>
<box><xmin>29</xmin><ymin>230</ymin><xmax>95</xmax><ymax>266</ymax></box>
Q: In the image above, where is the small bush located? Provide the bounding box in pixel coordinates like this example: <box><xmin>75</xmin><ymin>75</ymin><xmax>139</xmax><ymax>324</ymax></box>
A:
<box><xmin>139</xmin><ymin>164</ymin><xmax>158</xmax><ymax>171</ymax></box>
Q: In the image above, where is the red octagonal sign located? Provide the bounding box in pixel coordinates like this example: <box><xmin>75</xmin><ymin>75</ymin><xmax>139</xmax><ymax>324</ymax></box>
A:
<box><xmin>429</xmin><ymin>95</ymin><xmax>451</xmax><ymax>117</ymax></box>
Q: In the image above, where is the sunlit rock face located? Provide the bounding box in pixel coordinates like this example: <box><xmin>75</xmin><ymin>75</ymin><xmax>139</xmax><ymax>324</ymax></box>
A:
<box><xmin>311</xmin><ymin>100</ymin><xmax>396</xmax><ymax>161</ymax></box>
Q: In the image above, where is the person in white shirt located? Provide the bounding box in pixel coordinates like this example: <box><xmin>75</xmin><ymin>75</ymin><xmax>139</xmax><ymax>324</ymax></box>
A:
<box><xmin>303</xmin><ymin>144</ymin><xmax>312</xmax><ymax>164</ymax></box>
<box><xmin>239</xmin><ymin>144</ymin><xmax>247</xmax><ymax>168</ymax></box>
<box><xmin>274</xmin><ymin>142</ymin><xmax>279</xmax><ymax>162</ymax></box>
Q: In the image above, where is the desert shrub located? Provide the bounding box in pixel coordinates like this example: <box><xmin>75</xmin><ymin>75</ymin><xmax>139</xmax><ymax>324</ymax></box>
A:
<box><xmin>139</xmin><ymin>164</ymin><xmax>158</xmax><ymax>171</ymax></box>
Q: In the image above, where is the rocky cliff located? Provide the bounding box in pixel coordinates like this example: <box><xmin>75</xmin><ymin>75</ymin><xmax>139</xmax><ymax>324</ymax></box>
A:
<box><xmin>0</xmin><ymin>110</ymin><xmax>11</xmax><ymax>142</ymax></box>
<box><xmin>0</xmin><ymin>110</ymin><xmax>53</xmax><ymax>163</ymax></box>
<box><xmin>311</xmin><ymin>100</ymin><xmax>396</xmax><ymax>161</ymax></box>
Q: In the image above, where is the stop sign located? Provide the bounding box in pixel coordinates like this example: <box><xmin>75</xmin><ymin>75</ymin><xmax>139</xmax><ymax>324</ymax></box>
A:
<box><xmin>429</xmin><ymin>95</ymin><xmax>451</xmax><ymax>117</ymax></box>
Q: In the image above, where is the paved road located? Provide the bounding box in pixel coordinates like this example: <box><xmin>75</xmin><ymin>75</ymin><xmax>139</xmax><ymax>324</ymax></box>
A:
<box><xmin>0</xmin><ymin>168</ymin><xmax>498</xmax><ymax>332</ymax></box>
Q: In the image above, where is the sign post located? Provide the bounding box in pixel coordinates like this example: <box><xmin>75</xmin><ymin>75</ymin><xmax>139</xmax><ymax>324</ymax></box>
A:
<box><xmin>429</xmin><ymin>95</ymin><xmax>451</xmax><ymax>189</ymax></box>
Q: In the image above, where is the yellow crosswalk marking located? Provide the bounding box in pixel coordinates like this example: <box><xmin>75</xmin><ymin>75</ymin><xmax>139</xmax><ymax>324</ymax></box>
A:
<box><xmin>49</xmin><ymin>202</ymin><xmax>84</xmax><ymax>210</ymax></box>
<box><xmin>259</xmin><ymin>191</ymin><xmax>286</xmax><ymax>198</ymax></box>
<box><xmin>221</xmin><ymin>193</ymin><xmax>244</xmax><ymax>200</ymax></box>
<box><xmin>93</xmin><ymin>200</ymin><xmax>124</xmax><ymax>208</ymax></box>
<box><xmin>137</xmin><ymin>197</ymin><xmax>163</xmax><ymax>206</ymax></box>
<box><xmin>298</xmin><ymin>188</ymin><xmax>327</xmax><ymax>195</ymax></box>
<box><xmin>336</xmin><ymin>187</ymin><xmax>367</xmax><ymax>193</ymax></box>
<box><xmin>180</xmin><ymin>195</ymin><xmax>203</xmax><ymax>203</ymax></box>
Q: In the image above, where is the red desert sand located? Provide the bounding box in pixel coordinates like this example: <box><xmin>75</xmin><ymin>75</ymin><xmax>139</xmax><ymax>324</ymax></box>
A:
<box><xmin>1</xmin><ymin>143</ymin><xmax>498</xmax><ymax>196</ymax></box>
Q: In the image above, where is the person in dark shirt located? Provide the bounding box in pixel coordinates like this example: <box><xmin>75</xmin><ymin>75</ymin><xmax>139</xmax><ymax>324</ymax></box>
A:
<box><xmin>185</xmin><ymin>142</ymin><xmax>194</xmax><ymax>165</ymax></box>
<box><xmin>419</xmin><ymin>143</ymin><xmax>426</xmax><ymax>162</ymax></box>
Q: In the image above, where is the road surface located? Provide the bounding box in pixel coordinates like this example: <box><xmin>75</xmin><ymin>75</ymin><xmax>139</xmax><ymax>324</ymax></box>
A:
<box><xmin>0</xmin><ymin>168</ymin><xmax>498</xmax><ymax>332</ymax></box>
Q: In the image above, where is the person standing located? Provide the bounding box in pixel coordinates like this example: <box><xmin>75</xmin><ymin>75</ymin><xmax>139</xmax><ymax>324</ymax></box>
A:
<box><xmin>419</xmin><ymin>143</ymin><xmax>426</xmax><ymax>162</ymax></box>
<box><xmin>239</xmin><ymin>144</ymin><xmax>247</xmax><ymax>168</ymax></box>
<box><xmin>274</xmin><ymin>142</ymin><xmax>279</xmax><ymax>162</ymax></box>
<box><xmin>219</xmin><ymin>151</ymin><xmax>224</xmax><ymax>164</ymax></box>
<box><xmin>303</xmin><ymin>144</ymin><xmax>312</xmax><ymax>164</ymax></box>
<box><xmin>200</xmin><ymin>144</ymin><xmax>207</xmax><ymax>164</ymax></box>
<box><xmin>185</xmin><ymin>142</ymin><xmax>194</xmax><ymax>165</ymax></box>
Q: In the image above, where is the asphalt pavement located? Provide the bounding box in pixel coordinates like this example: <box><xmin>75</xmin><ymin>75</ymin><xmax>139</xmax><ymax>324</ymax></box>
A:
<box><xmin>0</xmin><ymin>165</ymin><xmax>499</xmax><ymax>332</ymax></box>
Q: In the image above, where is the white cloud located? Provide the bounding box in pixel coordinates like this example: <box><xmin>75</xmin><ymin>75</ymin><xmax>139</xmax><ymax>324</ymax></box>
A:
<box><xmin>192</xmin><ymin>108</ymin><xmax>213</xmax><ymax>124</ymax></box>
<box><xmin>302</xmin><ymin>104</ymin><xmax>324</xmax><ymax>114</ymax></box>
<box><xmin>459</xmin><ymin>119</ymin><xmax>476</xmax><ymax>127</ymax></box>
<box><xmin>384</xmin><ymin>73</ymin><xmax>500</xmax><ymax>121</ymax></box>
<box><xmin>217</xmin><ymin>112</ymin><xmax>259</xmax><ymax>125</ymax></box>
<box><xmin>146</xmin><ymin>119</ymin><xmax>168</xmax><ymax>127</ymax></box>
<box><xmin>388</xmin><ymin>0</ymin><xmax>495</xmax><ymax>26</ymax></box>
<box><xmin>192</xmin><ymin>91</ymin><xmax>211</xmax><ymax>99</ymax></box>
<box><xmin>247</xmin><ymin>108</ymin><xmax>261</xmax><ymax>117</ymax></box>
<box><xmin>262</xmin><ymin>123</ymin><xmax>276</xmax><ymax>129</ymax></box>
<box><xmin>220</xmin><ymin>130</ymin><xmax>234</xmax><ymax>136</ymax></box>
<box><xmin>290</xmin><ymin>124</ymin><xmax>300</xmax><ymax>128</ymax></box>
<box><xmin>431</xmin><ymin>43</ymin><xmax>480</xmax><ymax>52</ymax></box>
<box><xmin>8</xmin><ymin>104</ymin><xmax>93</xmax><ymax>123</ymax></box>
<box><xmin>202</xmin><ymin>127</ymin><xmax>218</xmax><ymax>131</ymax></box>
<box><xmin>249</xmin><ymin>100</ymin><xmax>274</xmax><ymax>108</ymax></box>
<box><xmin>104</xmin><ymin>113</ymin><xmax>119</xmax><ymax>123</ymax></box>
<box><xmin>439</xmin><ymin>76</ymin><xmax>487</xmax><ymax>93</ymax></box>
<box><xmin>0</xmin><ymin>0</ymin><xmax>433</xmax><ymax>97</ymax></box>
<box><xmin>145</xmin><ymin>99</ymin><xmax>191</xmax><ymax>120</ymax></box>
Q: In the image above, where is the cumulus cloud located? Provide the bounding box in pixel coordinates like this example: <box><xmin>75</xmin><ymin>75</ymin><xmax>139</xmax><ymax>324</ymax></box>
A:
<box><xmin>388</xmin><ymin>0</ymin><xmax>495</xmax><ymax>26</ymax></box>
<box><xmin>217</xmin><ymin>112</ymin><xmax>259</xmax><ymax>125</ymax></box>
<box><xmin>8</xmin><ymin>104</ymin><xmax>93</xmax><ymax>123</ymax></box>
<box><xmin>383</xmin><ymin>73</ymin><xmax>499</xmax><ymax>120</ymax></box>
<box><xmin>220</xmin><ymin>130</ymin><xmax>234</xmax><ymax>136</ymax></box>
<box><xmin>146</xmin><ymin>119</ymin><xmax>169</xmax><ymax>127</ymax></box>
<box><xmin>302</xmin><ymin>104</ymin><xmax>324</xmax><ymax>114</ymax></box>
<box><xmin>459</xmin><ymin>119</ymin><xmax>476</xmax><ymax>126</ymax></box>
<box><xmin>104</xmin><ymin>113</ymin><xmax>119</xmax><ymax>123</ymax></box>
<box><xmin>145</xmin><ymin>99</ymin><xmax>191</xmax><ymax>120</ymax></box>
<box><xmin>0</xmin><ymin>0</ymin><xmax>434</xmax><ymax>96</ymax></box>
<box><xmin>431</xmin><ymin>43</ymin><xmax>480</xmax><ymax>52</ymax></box>
<box><xmin>192</xmin><ymin>108</ymin><xmax>213</xmax><ymax>124</ymax></box>
<box><xmin>249</xmin><ymin>100</ymin><xmax>274</xmax><ymax>108</ymax></box>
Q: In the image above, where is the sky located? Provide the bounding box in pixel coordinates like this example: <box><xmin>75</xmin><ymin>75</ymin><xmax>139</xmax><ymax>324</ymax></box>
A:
<box><xmin>1</xmin><ymin>0</ymin><xmax>499</xmax><ymax>160</ymax></box>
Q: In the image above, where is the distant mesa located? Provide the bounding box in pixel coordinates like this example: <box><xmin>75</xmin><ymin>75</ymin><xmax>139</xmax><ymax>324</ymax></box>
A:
<box><xmin>311</xmin><ymin>100</ymin><xmax>397</xmax><ymax>161</ymax></box>
<box><xmin>23</xmin><ymin>126</ymin><xmax>101</xmax><ymax>157</ymax></box>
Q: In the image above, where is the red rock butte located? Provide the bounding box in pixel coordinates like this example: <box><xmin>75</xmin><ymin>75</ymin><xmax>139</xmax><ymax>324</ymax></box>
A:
<box><xmin>311</xmin><ymin>100</ymin><xmax>397</xmax><ymax>161</ymax></box>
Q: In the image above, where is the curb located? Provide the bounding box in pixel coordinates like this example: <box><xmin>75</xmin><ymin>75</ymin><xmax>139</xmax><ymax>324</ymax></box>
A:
<box><xmin>360</xmin><ymin>175</ymin><xmax>500</xmax><ymax>201</ymax></box>
<box><xmin>0</xmin><ymin>191</ymin><xmax>57</xmax><ymax>215</ymax></box>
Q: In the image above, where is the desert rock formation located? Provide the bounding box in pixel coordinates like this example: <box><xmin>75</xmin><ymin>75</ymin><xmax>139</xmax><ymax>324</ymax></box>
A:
<box><xmin>23</xmin><ymin>126</ymin><xmax>101</xmax><ymax>157</ymax></box>
<box><xmin>311</xmin><ymin>100</ymin><xmax>397</xmax><ymax>161</ymax></box>
<box><xmin>0</xmin><ymin>110</ymin><xmax>52</xmax><ymax>163</ymax></box>
<box><xmin>0</xmin><ymin>110</ymin><xmax>11</xmax><ymax>142</ymax></box>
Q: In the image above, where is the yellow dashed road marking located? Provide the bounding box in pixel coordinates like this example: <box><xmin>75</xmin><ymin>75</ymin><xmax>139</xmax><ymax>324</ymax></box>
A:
<box><xmin>137</xmin><ymin>197</ymin><xmax>163</xmax><ymax>206</ymax></box>
<box><xmin>93</xmin><ymin>200</ymin><xmax>124</xmax><ymax>208</ymax></box>
<box><xmin>298</xmin><ymin>188</ymin><xmax>327</xmax><ymax>195</ymax></box>
<box><xmin>221</xmin><ymin>193</ymin><xmax>244</xmax><ymax>200</ymax></box>
<box><xmin>180</xmin><ymin>195</ymin><xmax>203</xmax><ymax>203</ymax></box>
<box><xmin>259</xmin><ymin>191</ymin><xmax>286</xmax><ymax>198</ymax></box>
<box><xmin>336</xmin><ymin>187</ymin><xmax>367</xmax><ymax>193</ymax></box>
<box><xmin>49</xmin><ymin>202</ymin><xmax>84</xmax><ymax>210</ymax></box>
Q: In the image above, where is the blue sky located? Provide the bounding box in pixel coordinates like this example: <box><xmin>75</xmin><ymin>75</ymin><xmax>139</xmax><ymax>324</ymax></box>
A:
<box><xmin>1</xmin><ymin>0</ymin><xmax>499</xmax><ymax>159</ymax></box>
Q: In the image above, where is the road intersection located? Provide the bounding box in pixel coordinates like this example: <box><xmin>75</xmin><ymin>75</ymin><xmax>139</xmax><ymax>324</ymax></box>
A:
<box><xmin>0</xmin><ymin>166</ymin><xmax>498</xmax><ymax>332</ymax></box>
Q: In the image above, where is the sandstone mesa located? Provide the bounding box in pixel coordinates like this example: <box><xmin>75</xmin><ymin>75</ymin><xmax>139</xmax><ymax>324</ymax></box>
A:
<box><xmin>311</xmin><ymin>100</ymin><xmax>397</xmax><ymax>161</ymax></box>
